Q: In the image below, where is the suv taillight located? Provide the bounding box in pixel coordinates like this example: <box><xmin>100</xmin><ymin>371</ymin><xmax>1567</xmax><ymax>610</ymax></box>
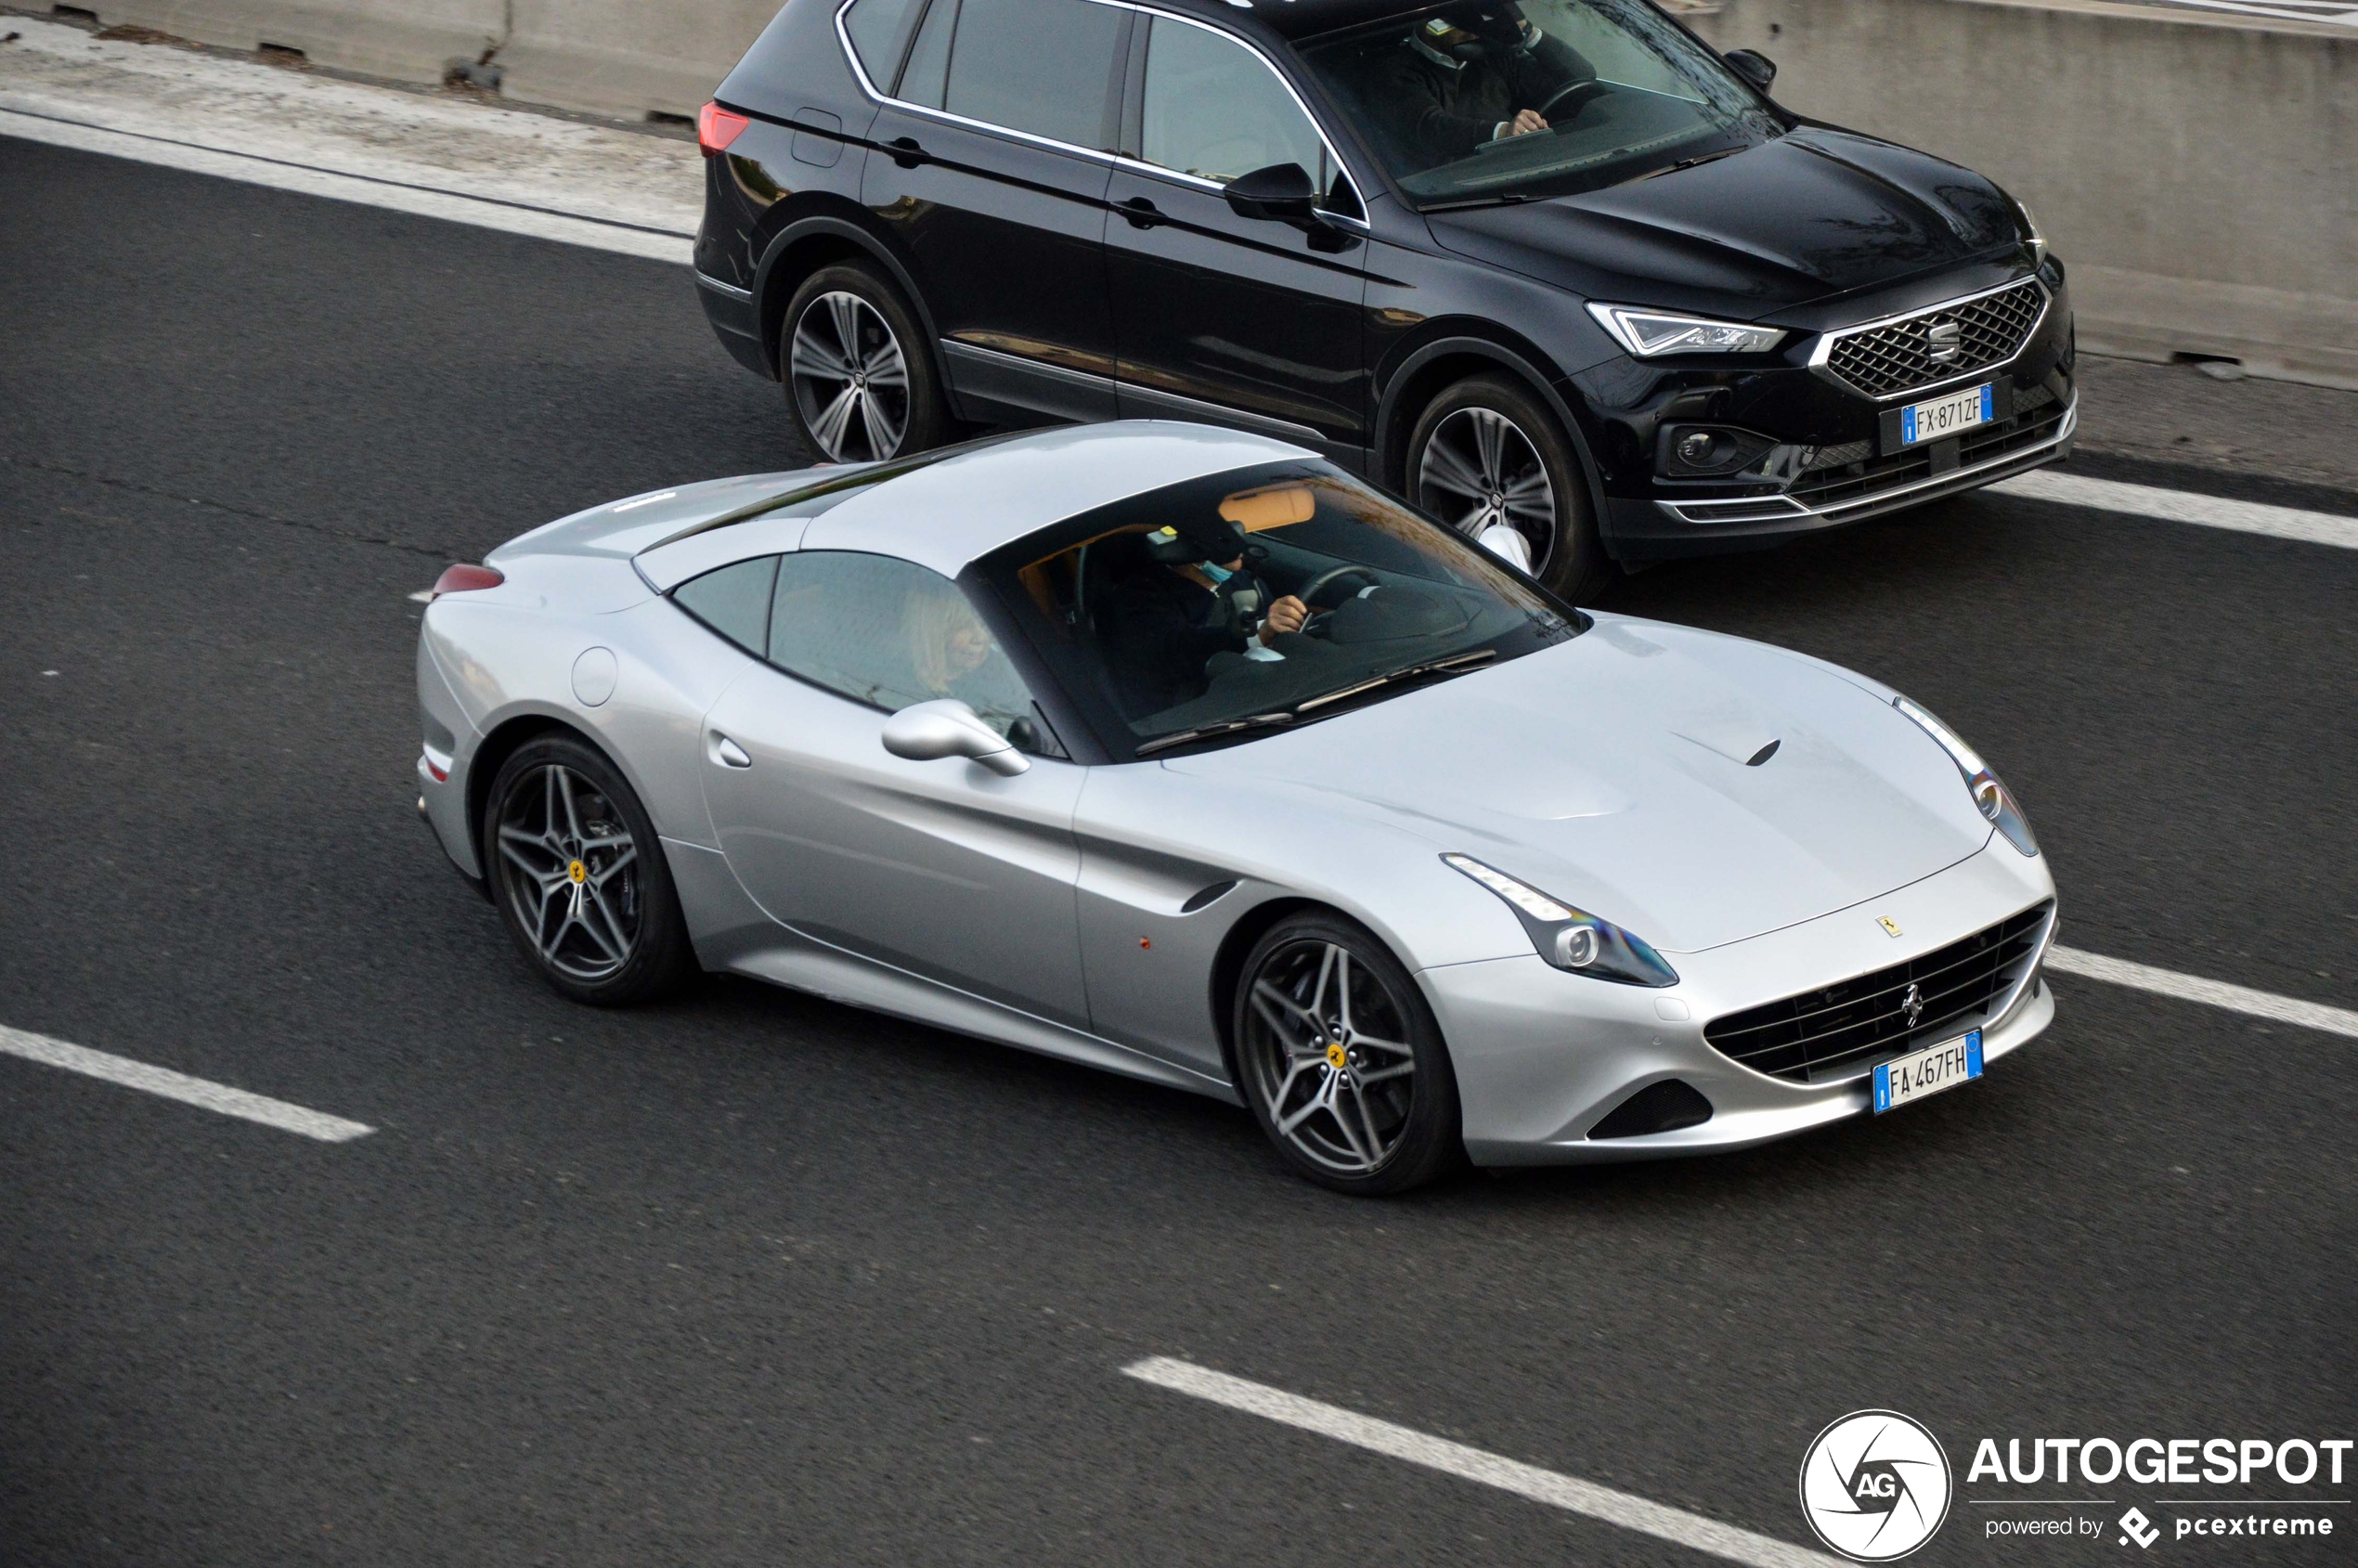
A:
<box><xmin>698</xmin><ymin>102</ymin><xmax>749</xmax><ymax>157</ymax></box>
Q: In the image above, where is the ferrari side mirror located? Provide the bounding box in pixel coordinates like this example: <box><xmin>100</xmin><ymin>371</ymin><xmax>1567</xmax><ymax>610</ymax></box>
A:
<box><xmin>882</xmin><ymin>699</ymin><xmax>1029</xmax><ymax>776</ymax></box>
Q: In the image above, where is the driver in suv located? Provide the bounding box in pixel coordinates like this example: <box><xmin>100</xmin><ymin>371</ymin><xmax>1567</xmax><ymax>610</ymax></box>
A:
<box><xmin>1387</xmin><ymin>4</ymin><xmax>1595</xmax><ymax>161</ymax></box>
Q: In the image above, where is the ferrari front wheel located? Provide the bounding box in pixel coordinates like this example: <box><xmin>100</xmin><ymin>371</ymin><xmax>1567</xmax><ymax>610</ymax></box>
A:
<box><xmin>1235</xmin><ymin>914</ymin><xmax>1463</xmax><ymax>1195</ymax></box>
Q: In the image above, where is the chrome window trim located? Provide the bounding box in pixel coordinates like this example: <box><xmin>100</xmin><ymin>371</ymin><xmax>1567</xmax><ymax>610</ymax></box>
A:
<box><xmin>1654</xmin><ymin>394</ymin><xmax>2075</xmax><ymax>526</ymax></box>
<box><xmin>1805</xmin><ymin>275</ymin><xmax>2053</xmax><ymax>404</ymax></box>
<box><xmin>832</xmin><ymin>0</ymin><xmax>1369</xmax><ymax>230</ymax></box>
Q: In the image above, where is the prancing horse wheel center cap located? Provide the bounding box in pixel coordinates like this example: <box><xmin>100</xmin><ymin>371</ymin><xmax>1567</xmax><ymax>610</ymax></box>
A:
<box><xmin>567</xmin><ymin>860</ymin><xmax>588</xmax><ymax>885</ymax></box>
<box><xmin>1325</xmin><ymin>1042</ymin><xmax>1348</xmax><ymax>1070</ymax></box>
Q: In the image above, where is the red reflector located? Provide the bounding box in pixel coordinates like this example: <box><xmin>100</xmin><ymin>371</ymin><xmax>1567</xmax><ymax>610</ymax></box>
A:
<box><xmin>698</xmin><ymin>101</ymin><xmax>749</xmax><ymax>157</ymax></box>
<box><xmin>431</xmin><ymin>563</ymin><xmax>505</xmax><ymax>596</ymax></box>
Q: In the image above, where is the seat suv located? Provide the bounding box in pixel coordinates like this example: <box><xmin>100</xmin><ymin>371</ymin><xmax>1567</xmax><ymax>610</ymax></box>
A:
<box><xmin>693</xmin><ymin>0</ymin><xmax>2074</xmax><ymax>600</ymax></box>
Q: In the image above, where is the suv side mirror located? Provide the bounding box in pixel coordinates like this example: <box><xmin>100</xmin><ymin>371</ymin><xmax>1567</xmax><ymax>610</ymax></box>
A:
<box><xmin>1724</xmin><ymin>49</ymin><xmax>1776</xmax><ymax>92</ymax></box>
<box><xmin>1224</xmin><ymin>162</ymin><xmax>1320</xmax><ymax>226</ymax></box>
<box><xmin>882</xmin><ymin>699</ymin><xmax>1029</xmax><ymax>776</ymax></box>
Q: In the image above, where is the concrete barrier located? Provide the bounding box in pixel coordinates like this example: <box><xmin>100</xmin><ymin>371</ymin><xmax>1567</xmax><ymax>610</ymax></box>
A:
<box><xmin>1682</xmin><ymin>0</ymin><xmax>2357</xmax><ymax>387</ymax></box>
<box><xmin>497</xmin><ymin>0</ymin><xmax>778</xmax><ymax>121</ymax></box>
<box><xmin>78</xmin><ymin>0</ymin><xmax>504</xmax><ymax>84</ymax></box>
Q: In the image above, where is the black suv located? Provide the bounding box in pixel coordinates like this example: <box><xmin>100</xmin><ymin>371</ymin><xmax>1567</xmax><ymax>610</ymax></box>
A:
<box><xmin>693</xmin><ymin>0</ymin><xmax>2074</xmax><ymax>599</ymax></box>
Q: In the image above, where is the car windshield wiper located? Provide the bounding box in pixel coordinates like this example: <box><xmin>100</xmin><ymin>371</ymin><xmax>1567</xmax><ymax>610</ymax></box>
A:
<box><xmin>1418</xmin><ymin>192</ymin><xmax>1534</xmax><ymax>213</ymax></box>
<box><xmin>1292</xmin><ymin>648</ymin><xmax>1499</xmax><ymax>716</ymax></box>
<box><xmin>1133</xmin><ymin>710</ymin><xmax>1299</xmax><ymax>758</ymax></box>
<box><xmin>1627</xmin><ymin>144</ymin><xmax>1748</xmax><ymax>184</ymax></box>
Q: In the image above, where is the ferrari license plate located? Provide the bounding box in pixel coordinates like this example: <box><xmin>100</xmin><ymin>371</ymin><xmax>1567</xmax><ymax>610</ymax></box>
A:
<box><xmin>1872</xmin><ymin>1029</ymin><xmax>1983</xmax><ymax>1113</ymax></box>
<box><xmin>1898</xmin><ymin>383</ymin><xmax>1992</xmax><ymax>446</ymax></box>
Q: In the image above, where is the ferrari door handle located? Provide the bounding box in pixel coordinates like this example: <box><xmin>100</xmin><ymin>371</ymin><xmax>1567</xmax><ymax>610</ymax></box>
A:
<box><xmin>1118</xmin><ymin>196</ymin><xmax>1165</xmax><ymax>229</ymax></box>
<box><xmin>887</xmin><ymin>136</ymin><xmax>926</xmax><ymax>168</ymax></box>
<box><xmin>709</xmin><ymin>734</ymin><xmax>752</xmax><ymax>769</ymax></box>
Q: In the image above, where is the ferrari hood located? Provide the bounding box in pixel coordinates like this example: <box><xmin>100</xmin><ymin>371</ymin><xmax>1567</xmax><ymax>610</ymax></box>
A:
<box><xmin>1161</xmin><ymin>616</ymin><xmax>1993</xmax><ymax>953</ymax></box>
<box><xmin>1424</xmin><ymin>128</ymin><xmax>2023</xmax><ymax>322</ymax></box>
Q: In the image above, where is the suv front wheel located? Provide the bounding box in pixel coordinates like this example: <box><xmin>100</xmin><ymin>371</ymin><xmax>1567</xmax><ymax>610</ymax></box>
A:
<box><xmin>1406</xmin><ymin>374</ymin><xmax>1609</xmax><ymax>603</ymax></box>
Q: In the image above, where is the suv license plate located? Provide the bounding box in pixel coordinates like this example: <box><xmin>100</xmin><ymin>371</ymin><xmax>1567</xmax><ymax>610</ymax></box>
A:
<box><xmin>1872</xmin><ymin>1029</ymin><xmax>1983</xmax><ymax>1113</ymax></box>
<box><xmin>1899</xmin><ymin>383</ymin><xmax>1992</xmax><ymax>446</ymax></box>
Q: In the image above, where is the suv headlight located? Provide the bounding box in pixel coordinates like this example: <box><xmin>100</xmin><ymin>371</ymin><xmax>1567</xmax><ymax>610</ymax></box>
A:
<box><xmin>1894</xmin><ymin>695</ymin><xmax>2039</xmax><ymax>856</ymax></box>
<box><xmin>1587</xmin><ymin>304</ymin><xmax>1784</xmax><ymax>358</ymax></box>
<box><xmin>1443</xmin><ymin>854</ymin><xmax>1679</xmax><ymax>987</ymax></box>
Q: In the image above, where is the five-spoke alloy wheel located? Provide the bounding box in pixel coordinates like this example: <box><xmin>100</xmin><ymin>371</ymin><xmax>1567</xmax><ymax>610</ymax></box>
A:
<box><xmin>1236</xmin><ymin>914</ymin><xmax>1462</xmax><ymax>1195</ymax></box>
<box><xmin>484</xmin><ymin>735</ymin><xmax>693</xmax><ymax>1005</ymax></box>
<box><xmin>782</xmin><ymin>263</ymin><xmax>948</xmax><ymax>464</ymax></box>
<box><xmin>1406</xmin><ymin>374</ymin><xmax>1609</xmax><ymax>603</ymax></box>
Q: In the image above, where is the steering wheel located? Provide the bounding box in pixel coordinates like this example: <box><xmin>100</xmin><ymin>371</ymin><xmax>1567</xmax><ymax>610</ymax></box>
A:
<box><xmin>1291</xmin><ymin>564</ymin><xmax>1380</xmax><ymax>640</ymax></box>
<box><xmin>1535</xmin><ymin>77</ymin><xmax>1608</xmax><ymax>124</ymax></box>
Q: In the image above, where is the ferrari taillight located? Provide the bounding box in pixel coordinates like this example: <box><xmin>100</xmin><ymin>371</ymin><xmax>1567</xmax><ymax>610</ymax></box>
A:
<box><xmin>432</xmin><ymin>564</ymin><xmax>505</xmax><ymax>595</ymax></box>
<box><xmin>698</xmin><ymin>102</ymin><xmax>749</xmax><ymax>157</ymax></box>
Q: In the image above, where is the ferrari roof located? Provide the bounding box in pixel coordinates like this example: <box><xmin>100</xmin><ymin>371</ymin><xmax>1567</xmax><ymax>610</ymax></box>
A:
<box><xmin>799</xmin><ymin>421</ymin><xmax>1318</xmax><ymax>576</ymax></box>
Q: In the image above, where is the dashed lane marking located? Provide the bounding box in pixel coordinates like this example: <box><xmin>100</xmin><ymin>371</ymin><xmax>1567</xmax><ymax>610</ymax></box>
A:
<box><xmin>0</xmin><ymin>1023</ymin><xmax>375</xmax><ymax>1142</ymax></box>
<box><xmin>1122</xmin><ymin>1356</ymin><xmax>1844</xmax><ymax>1568</ymax></box>
<box><xmin>1990</xmin><ymin>471</ymin><xmax>2358</xmax><ymax>551</ymax></box>
<box><xmin>2046</xmin><ymin>946</ymin><xmax>2358</xmax><ymax>1040</ymax></box>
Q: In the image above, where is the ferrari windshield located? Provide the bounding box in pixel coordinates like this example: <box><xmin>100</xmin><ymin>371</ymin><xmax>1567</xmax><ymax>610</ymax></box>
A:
<box><xmin>1298</xmin><ymin>0</ymin><xmax>1781</xmax><ymax>207</ymax></box>
<box><xmin>977</xmin><ymin>460</ymin><xmax>1578</xmax><ymax>758</ymax></box>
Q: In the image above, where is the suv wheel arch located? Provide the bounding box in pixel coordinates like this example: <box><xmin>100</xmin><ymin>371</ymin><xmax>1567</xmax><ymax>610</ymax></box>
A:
<box><xmin>752</xmin><ymin>214</ymin><xmax>943</xmax><ymax>382</ymax></box>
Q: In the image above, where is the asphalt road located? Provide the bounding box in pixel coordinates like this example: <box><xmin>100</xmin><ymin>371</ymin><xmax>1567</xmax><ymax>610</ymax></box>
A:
<box><xmin>3</xmin><ymin>136</ymin><xmax>2353</xmax><ymax>1568</ymax></box>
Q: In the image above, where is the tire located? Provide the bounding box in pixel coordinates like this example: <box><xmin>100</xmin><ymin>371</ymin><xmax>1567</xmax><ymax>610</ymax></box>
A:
<box><xmin>781</xmin><ymin>262</ymin><xmax>950</xmax><ymax>464</ymax></box>
<box><xmin>482</xmin><ymin>734</ymin><xmax>695</xmax><ymax>1006</ymax></box>
<box><xmin>1406</xmin><ymin>373</ymin><xmax>1611</xmax><ymax>603</ymax></box>
<box><xmin>1233</xmin><ymin>913</ymin><xmax>1463</xmax><ymax>1196</ymax></box>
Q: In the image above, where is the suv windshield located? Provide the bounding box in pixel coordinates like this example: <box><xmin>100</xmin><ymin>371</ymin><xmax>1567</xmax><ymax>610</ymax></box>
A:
<box><xmin>975</xmin><ymin>460</ymin><xmax>1579</xmax><ymax>759</ymax></box>
<box><xmin>1298</xmin><ymin>0</ymin><xmax>1781</xmax><ymax>208</ymax></box>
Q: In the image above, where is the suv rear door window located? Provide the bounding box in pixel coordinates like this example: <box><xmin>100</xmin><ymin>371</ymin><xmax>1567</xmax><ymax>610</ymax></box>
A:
<box><xmin>842</xmin><ymin>0</ymin><xmax>926</xmax><ymax>88</ymax></box>
<box><xmin>933</xmin><ymin>0</ymin><xmax>1125</xmax><ymax>150</ymax></box>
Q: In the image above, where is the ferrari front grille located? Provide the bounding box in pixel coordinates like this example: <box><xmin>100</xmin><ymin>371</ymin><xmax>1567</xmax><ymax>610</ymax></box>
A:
<box><xmin>1704</xmin><ymin>901</ymin><xmax>2053</xmax><ymax>1082</ymax></box>
<box><xmin>1821</xmin><ymin>279</ymin><xmax>2046</xmax><ymax>398</ymax></box>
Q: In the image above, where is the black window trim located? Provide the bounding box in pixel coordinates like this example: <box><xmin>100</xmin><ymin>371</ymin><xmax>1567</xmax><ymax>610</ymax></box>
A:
<box><xmin>831</xmin><ymin>0</ymin><xmax>1368</xmax><ymax>231</ymax></box>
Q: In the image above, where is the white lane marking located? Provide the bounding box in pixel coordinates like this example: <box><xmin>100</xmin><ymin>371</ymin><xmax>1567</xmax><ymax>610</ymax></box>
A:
<box><xmin>1122</xmin><ymin>1357</ymin><xmax>1842</xmax><ymax>1568</ymax></box>
<box><xmin>1989</xmin><ymin>472</ymin><xmax>2358</xmax><ymax>551</ymax></box>
<box><xmin>0</xmin><ymin>1023</ymin><xmax>375</xmax><ymax>1142</ymax></box>
<box><xmin>0</xmin><ymin>108</ymin><xmax>693</xmax><ymax>265</ymax></box>
<box><xmin>2046</xmin><ymin>946</ymin><xmax>2358</xmax><ymax>1040</ymax></box>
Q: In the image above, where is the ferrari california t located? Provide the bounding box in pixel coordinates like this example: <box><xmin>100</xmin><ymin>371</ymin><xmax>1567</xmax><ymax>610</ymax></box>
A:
<box><xmin>415</xmin><ymin>422</ymin><xmax>2056</xmax><ymax>1193</ymax></box>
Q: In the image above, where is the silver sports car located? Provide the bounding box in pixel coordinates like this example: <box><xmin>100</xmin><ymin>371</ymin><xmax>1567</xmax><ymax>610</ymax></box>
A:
<box><xmin>415</xmin><ymin>422</ymin><xmax>2056</xmax><ymax>1194</ymax></box>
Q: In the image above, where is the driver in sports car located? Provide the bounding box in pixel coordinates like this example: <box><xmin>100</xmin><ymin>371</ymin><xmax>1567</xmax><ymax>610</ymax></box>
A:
<box><xmin>1388</xmin><ymin>4</ymin><xmax>1596</xmax><ymax>162</ymax></box>
<box><xmin>1099</xmin><ymin>520</ymin><xmax>1310</xmax><ymax>715</ymax></box>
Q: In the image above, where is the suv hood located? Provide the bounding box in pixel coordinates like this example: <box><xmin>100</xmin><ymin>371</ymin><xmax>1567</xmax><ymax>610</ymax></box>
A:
<box><xmin>1424</xmin><ymin>127</ymin><xmax>2022</xmax><ymax>322</ymax></box>
<box><xmin>1162</xmin><ymin>615</ymin><xmax>1994</xmax><ymax>953</ymax></box>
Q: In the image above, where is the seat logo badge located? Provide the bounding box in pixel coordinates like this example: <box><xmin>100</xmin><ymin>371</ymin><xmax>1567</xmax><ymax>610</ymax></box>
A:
<box><xmin>1798</xmin><ymin>1408</ymin><xmax>1952</xmax><ymax>1561</ymax></box>
<box><xmin>1900</xmin><ymin>982</ymin><xmax>1924</xmax><ymax>1030</ymax></box>
<box><xmin>1876</xmin><ymin>915</ymin><xmax>1903</xmax><ymax>938</ymax></box>
<box><xmin>1925</xmin><ymin>319</ymin><xmax>1963</xmax><ymax>365</ymax></box>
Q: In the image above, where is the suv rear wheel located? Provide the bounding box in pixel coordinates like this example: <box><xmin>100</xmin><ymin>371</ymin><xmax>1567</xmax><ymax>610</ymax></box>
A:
<box><xmin>1406</xmin><ymin>374</ymin><xmax>1610</xmax><ymax>603</ymax></box>
<box><xmin>782</xmin><ymin>262</ymin><xmax>949</xmax><ymax>463</ymax></box>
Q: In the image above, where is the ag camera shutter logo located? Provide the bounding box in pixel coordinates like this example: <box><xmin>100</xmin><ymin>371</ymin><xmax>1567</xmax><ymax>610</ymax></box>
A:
<box><xmin>1799</xmin><ymin>1409</ymin><xmax>1953</xmax><ymax>1561</ymax></box>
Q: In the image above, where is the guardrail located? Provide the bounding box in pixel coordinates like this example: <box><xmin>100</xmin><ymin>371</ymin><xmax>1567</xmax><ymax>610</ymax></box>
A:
<box><xmin>49</xmin><ymin>0</ymin><xmax>2357</xmax><ymax>387</ymax></box>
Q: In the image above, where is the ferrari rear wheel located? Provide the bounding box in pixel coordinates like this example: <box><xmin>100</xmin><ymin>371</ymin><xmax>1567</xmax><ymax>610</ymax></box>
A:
<box><xmin>484</xmin><ymin>734</ymin><xmax>693</xmax><ymax>1006</ymax></box>
<box><xmin>1235</xmin><ymin>914</ymin><xmax>1462</xmax><ymax>1195</ymax></box>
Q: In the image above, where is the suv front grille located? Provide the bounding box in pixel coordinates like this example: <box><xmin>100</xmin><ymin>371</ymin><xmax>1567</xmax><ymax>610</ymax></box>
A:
<box><xmin>1822</xmin><ymin>279</ymin><xmax>2047</xmax><ymax>398</ymax></box>
<box><xmin>1704</xmin><ymin>901</ymin><xmax>2052</xmax><ymax>1082</ymax></box>
<box><xmin>1782</xmin><ymin>396</ymin><xmax>2066</xmax><ymax>512</ymax></box>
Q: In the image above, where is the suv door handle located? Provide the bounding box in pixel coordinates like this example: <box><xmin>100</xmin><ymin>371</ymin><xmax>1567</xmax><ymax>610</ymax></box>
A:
<box><xmin>1118</xmin><ymin>196</ymin><xmax>1165</xmax><ymax>229</ymax></box>
<box><xmin>887</xmin><ymin>136</ymin><xmax>926</xmax><ymax>168</ymax></box>
<box><xmin>708</xmin><ymin>733</ymin><xmax>753</xmax><ymax>769</ymax></box>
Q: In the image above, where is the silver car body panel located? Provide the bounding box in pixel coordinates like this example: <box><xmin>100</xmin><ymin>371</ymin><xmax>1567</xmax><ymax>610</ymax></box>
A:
<box><xmin>417</xmin><ymin>422</ymin><xmax>2056</xmax><ymax>1162</ymax></box>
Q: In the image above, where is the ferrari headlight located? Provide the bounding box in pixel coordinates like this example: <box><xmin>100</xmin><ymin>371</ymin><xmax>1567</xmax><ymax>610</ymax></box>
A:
<box><xmin>1894</xmin><ymin>695</ymin><xmax>2039</xmax><ymax>857</ymax></box>
<box><xmin>1587</xmin><ymin>304</ymin><xmax>1785</xmax><ymax>358</ymax></box>
<box><xmin>1443</xmin><ymin>854</ymin><xmax>1679</xmax><ymax>987</ymax></box>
